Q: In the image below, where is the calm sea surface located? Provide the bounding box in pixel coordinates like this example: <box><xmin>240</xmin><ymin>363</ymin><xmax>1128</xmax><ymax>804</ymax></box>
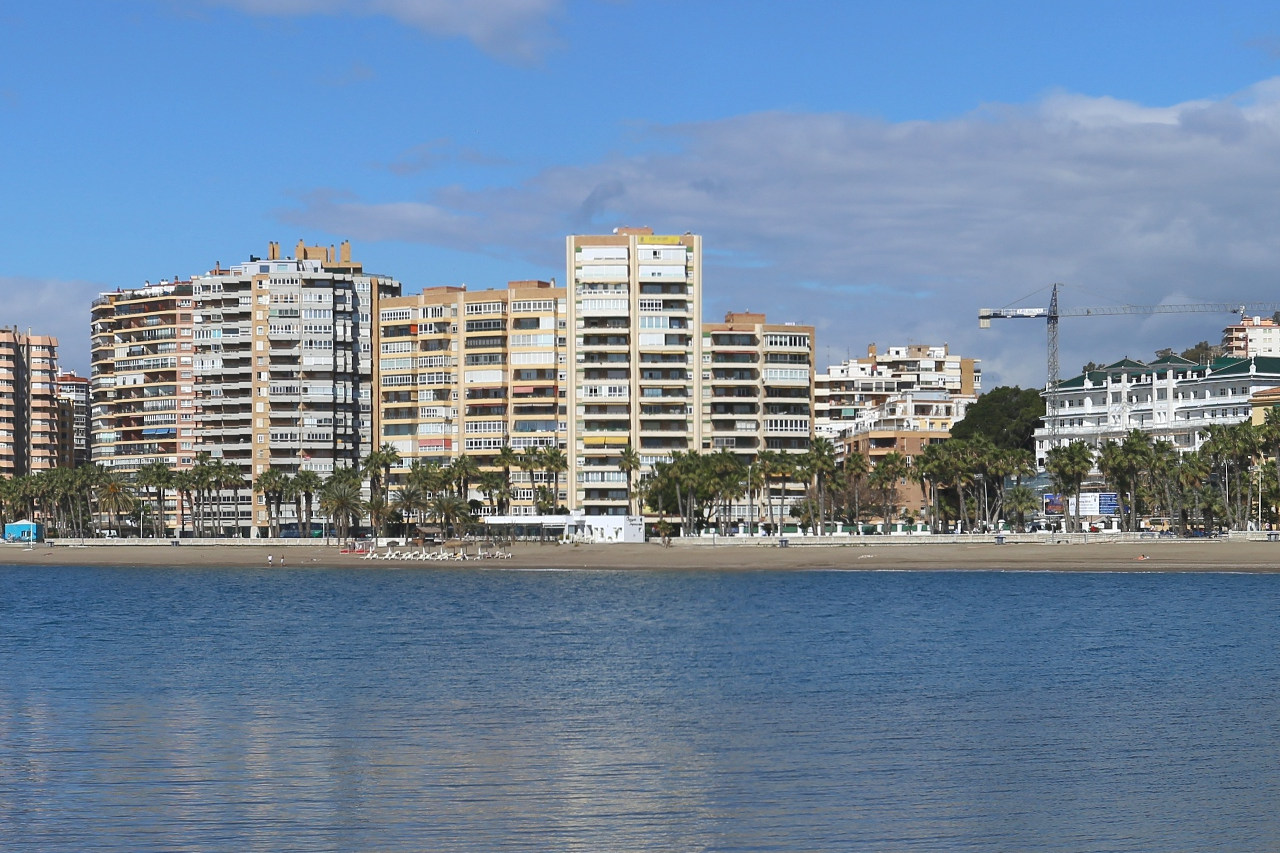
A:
<box><xmin>1</xmin><ymin>564</ymin><xmax>1278</xmax><ymax>852</ymax></box>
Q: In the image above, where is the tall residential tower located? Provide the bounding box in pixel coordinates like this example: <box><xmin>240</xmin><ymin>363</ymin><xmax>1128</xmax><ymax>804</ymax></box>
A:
<box><xmin>0</xmin><ymin>328</ymin><xmax>60</xmax><ymax>479</ymax></box>
<box><xmin>567</xmin><ymin>229</ymin><xmax>702</xmax><ymax>515</ymax></box>
<box><xmin>192</xmin><ymin>241</ymin><xmax>400</xmax><ymax>536</ymax></box>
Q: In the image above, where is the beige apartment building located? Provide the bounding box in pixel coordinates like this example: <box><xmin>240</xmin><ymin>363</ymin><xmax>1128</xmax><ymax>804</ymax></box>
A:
<box><xmin>90</xmin><ymin>281</ymin><xmax>196</xmax><ymax>480</ymax></box>
<box><xmin>1223</xmin><ymin>314</ymin><xmax>1280</xmax><ymax>358</ymax></box>
<box><xmin>702</xmin><ymin>311</ymin><xmax>815</xmax><ymax>455</ymax></box>
<box><xmin>376</xmin><ymin>279</ymin><xmax>567</xmax><ymax>514</ymax></box>
<box><xmin>0</xmin><ymin>328</ymin><xmax>60</xmax><ymax>478</ymax></box>
<box><xmin>192</xmin><ymin>241</ymin><xmax>400</xmax><ymax>536</ymax></box>
<box><xmin>701</xmin><ymin>311</ymin><xmax>815</xmax><ymax>526</ymax></box>
<box><xmin>567</xmin><ymin>228</ymin><xmax>703</xmax><ymax>515</ymax></box>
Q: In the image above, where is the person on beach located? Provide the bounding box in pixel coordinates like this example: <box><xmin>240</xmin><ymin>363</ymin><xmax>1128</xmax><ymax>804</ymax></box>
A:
<box><xmin>268</xmin><ymin>554</ymin><xmax>273</xmax><ymax>566</ymax></box>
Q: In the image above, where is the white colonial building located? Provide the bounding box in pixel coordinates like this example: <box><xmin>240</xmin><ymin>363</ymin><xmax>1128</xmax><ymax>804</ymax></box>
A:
<box><xmin>1035</xmin><ymin>354</ymin><xmax>1280</xmax><ymax>464</ymax></box>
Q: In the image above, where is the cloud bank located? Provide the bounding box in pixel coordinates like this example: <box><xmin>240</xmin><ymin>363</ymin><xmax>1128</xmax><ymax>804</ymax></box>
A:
<box><xmin>1</xmin><ymin>277</ymin><xmax>103</xmax><ymax>376</ymax></box>
<box><xmin>283</xmin><ymin>79</ymin><xmax>1280</xmax><ymax>387</ymax></box>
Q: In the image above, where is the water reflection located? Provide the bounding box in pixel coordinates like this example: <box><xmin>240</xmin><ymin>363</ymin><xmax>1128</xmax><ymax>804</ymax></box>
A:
<box><xmin>0</xmin><ymin>567</ymin><xmax>1278</xmax><ymax>851</ymax></box>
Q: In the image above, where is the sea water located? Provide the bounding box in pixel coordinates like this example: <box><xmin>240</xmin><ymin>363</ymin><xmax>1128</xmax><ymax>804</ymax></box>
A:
<box><xmin>0</xmin><ymin>565</ymin><xmax>1277</xmax><ymax>852</ymax></box>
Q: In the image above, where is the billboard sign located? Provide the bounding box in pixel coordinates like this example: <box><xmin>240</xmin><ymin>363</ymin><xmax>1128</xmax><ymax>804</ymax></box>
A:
<box><xmin>1067</xmin><ymin>492</ymin><xmax>1120</xmax><ymax>517</ymax></box>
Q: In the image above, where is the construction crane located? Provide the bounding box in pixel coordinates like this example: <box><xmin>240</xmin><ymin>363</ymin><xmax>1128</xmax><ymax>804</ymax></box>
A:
<box><xmin>979</xmin><ymin>283</ymin><xmax>1280</xmax><ymax>442</ymax></box>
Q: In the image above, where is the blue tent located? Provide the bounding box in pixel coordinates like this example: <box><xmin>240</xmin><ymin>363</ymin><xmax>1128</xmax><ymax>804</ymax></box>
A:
<box><xmin>5</xmin><ymin>519</ymin><xmax>42</xmax><ymax>542</ymax></box>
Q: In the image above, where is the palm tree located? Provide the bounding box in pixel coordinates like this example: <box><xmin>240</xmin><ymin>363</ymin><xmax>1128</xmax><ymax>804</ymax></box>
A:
<box><xmin>868</xmin><ymin>451</ymin><xmax>910</xmax><ymax>531</ymax></box>
<box><xmin>518</xmin><ymin>447</ymin><xmax>542</xmax><ymax>509</ymax></box>
<box><xmin>215</xmin><ymin>459</ymin><xmax>246</xmax><ymax>537</ymax></box>
<box><xmin>541</xmin><ymin>446</ymin><xmax>568</xmax><ymax>511</ymax></box>
<box><xmin>1262</xmin><ymin>408</ymin><xmax>1280</xmax><ymax>522</ymax></box>
<box><xmin>95</xmin><ymin>472</ymin><xmax>136</xmax><ymax>537</ymax></box>
<box><xmin>190</xmin><ymin>452</ymin><xmax>217</xmax><ymax>537</ymax></box>
<box><xmin>406</xmin><ymin>459</ymin><xmax>450</xmax><ymax>498</ymax></box>
<box><xmin>392</xmin><ymin>481</ymin><xmax>428</xmax><ymax>536</ymax></box>
<box><xmin>449</xmin><ymin>453</ymin><xmax>480</xmax><ymax>502</ymax></box>
<box><xmin>1004</xmin><ymin>484</ymin><xmax>1039</xmax><ymax>531</ymax></box>
<box><xmin>292</xmin><ymin>469</ymin><xmax>323</xmax><ymax>539</ymax></box>
<box><xmin>754</xmin><ymin>449</ymin><xmax>782</xmax><ymax>534</ymax></box>
<box><xmin>135</xmin><ymin>460</ymin><xmax>173</xmax><ymax>538</ymax></box>
<box><xmin>477</xmin><ymin>469</ymin><xmax>506</xmax><ymax>515</ymax></box>
<box><xmin>912</xmin><ymin>441</ymin><xmax>951</xmax><ymax>533</ymax></box>
<box><xmin>254</xmin><ymin>467</ymin><xmax>290</xmax><ymax>539</ymax></box>
<box><xmin>365</xmin><ymin>492</ymin><xmax>392</xmax><ymax>539</ymax></box>
<box><xmin>618</xmin><ymin>444</ymin><xmax>642</xmax><ymax>516</ymax></box>
<box><xmin>494</xmin><ymin>444</ymin><xmax>520</xmax><ymax>513</ymax></box>
<box><xmin>1175</xmin><ymin>451</ymin><xmax>1211</xmax><ymax>534</ymax></box>
<box><xmin>362</xmin><ymin>443</ymin><xmax>401</xmax><ymax>505</ymax></box>
<box><xmin>320</xmin><ymin>473</ymin><xmax>364</xmax><ymax>542</ymax></box>
<box><xmin>707</xmin><ymin>449</ymin><xmax>745</xmax><ymax>534</ymax></box>
<box><xmin>801</xmin><ymin>437</ymin><xmax>838</xmax><ymax>536</ymax></box>
<box><xmin>429</xmin><ymin>492</ymin><xmax>473</xmax><ymax>539</ymax></box>
<box><xmin>360</xmin><ymin>444</ymin><xmax>402</xmax><ymax>537</ymax></box>
<box><xmin>840</xmin><ymin>450</ymin><xmax>870</xmax><ymax>532</ymax></box>
<box><xmin>171</xmin><ymin>469</ymin><xmax>196</xmax><ymax>538</ymax></box>
<box><xmin>1045</xmin><ymin>441</ymin><xmax>1094</xmax><ymax>533</ymax></box>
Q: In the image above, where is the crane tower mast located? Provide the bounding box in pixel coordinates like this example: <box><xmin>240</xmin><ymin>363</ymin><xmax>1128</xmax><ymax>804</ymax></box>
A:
<box><xmin>979</xmin><ymin>284</ymin><xmax>1280</xmax><ymax>445</ymax></box>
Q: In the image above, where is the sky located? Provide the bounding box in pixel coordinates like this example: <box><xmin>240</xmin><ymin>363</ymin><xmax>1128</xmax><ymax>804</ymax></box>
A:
<box><xmin>5</xmin><ymin>1</ymin><xmax>1280</xmax><ymax>388</ymax></box>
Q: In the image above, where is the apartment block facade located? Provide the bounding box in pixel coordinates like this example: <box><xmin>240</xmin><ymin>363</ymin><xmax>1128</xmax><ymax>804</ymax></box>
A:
<box><xmin>701</xmin><ymin>311</ymin><xmax>816</xmax><ymax>524</ymax></box>
<box><xmin>191</xmin><ymin>241</ymin><xmax>400</xmax><ymax>535</ymax></box>
<box><xmin>1222</xmin><ymin>314</ymin><xmax>1280</xmax><ymax>358</ymax></box>
<box><xmin>90</xmin><ymin>281</ymin><xmax>196</xmax><ymax>479</ymax></box>
<box><xmin>376</xmin><ymin>279</ymin><xmax>567</xmax><ymax>512</ymax></box>
<box><xmin>56</xmin><ymin>371</ymin><xmax>90</xmax><ymax>468</ymax></box>
<box><xmin>701</xmin><ymin>312</ymin><xmax>814</xmax><ymax>453</ymax></box>
<box><xmin>566</xmin><ymin>229</ymin><xmax>703</xmax><ymax>515</ymax></box>
<box><xmin>815</xmin><ymin>344</ymin><xmax>980</xmax><ymax>435</ymax></box>
<box><xmin>815</xmin><ymin>344</ymin><xmax>980</xmax><ymax>515</ymax></box>
<box><xmin>0</xmin><ymin>328</ymin><xmax>60</xmax><ymax>478</ymax></box>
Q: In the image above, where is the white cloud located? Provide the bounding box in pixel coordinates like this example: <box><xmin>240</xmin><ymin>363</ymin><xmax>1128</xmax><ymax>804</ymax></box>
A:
<box><xmin>202</xmin><ymin>0</ymin><xmax>564</xmax><ymax>61</ymax></box>
<box><xmin>0</xmin><ymin>277</ymin><xmax>103</xmax><ymax>376</ymax></box>
<box><xmin>281</xmin><ymin>78</ymin><xmax>1280</xmax><ymax>388</ymax></box>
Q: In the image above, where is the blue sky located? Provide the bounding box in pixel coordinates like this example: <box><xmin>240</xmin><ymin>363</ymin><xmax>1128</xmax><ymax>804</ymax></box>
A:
<box><xmin>5</xmin><ymin>1</ymin><xmax>1280</xmax><ymax>386</ymax></box>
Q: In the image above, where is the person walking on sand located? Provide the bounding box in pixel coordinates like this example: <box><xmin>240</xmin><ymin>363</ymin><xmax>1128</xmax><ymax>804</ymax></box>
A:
<box><xmin>268</xmin><ymin>554</ymin><xmax>273</xmax><ymax>567</ymax></box>
<box><xmin>279</xmin><ymin>555</ymin><xmax>285</xmax><ymax>567</ymax></box>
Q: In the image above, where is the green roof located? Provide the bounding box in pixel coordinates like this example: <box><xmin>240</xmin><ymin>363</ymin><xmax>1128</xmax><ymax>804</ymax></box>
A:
<box><xmin>1148</xmin><ymin>354</ymin><xmax>1197</xmax><ymax>367</ymax></box>
<box><xmin>1208</xmin><ymin>356</ymin><xmax>1280</xmax><ymax>378</ymax></box>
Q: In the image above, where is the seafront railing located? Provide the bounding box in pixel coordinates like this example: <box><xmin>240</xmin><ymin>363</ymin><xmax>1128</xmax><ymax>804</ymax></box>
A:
<box><xmin>669</xmin><ymin>530</ymin><xmax>1268</xmax><ymax>547</ymax></box>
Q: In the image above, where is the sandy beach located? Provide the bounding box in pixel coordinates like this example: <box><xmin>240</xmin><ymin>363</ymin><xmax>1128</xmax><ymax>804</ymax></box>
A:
<box><xmin>2</xmin><ymin>537</ymin><xmax>1279</xmax><ymax>572</ymax></box>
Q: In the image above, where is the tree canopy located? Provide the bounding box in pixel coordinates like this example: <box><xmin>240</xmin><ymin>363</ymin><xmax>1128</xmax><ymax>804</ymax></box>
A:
<box><xmin>948</xmin><ymin>386</ymin><xmax>1044</xmax><ymax>452</ymax></box>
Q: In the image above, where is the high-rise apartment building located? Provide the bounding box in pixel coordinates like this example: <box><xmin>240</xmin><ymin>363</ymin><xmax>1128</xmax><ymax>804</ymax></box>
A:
<box><xmin>90</xmin><ymin>281</ymin><xmax>196</xmax><ymax>482</ymax></box>
<box><xmin>55</xmin><ymin>371</ymin><xmax>90</xmax><ymax>468</ymax></box>
<box><xmin>376</xmin><ymin>279</ymin><xmax>567</xmax><ymax>513</ymax></box>
<box><xmin>566</xmin><ymin>228</ymin><xmax>702</xmax><ymax>515</ymax></box>
<box><xmin>700</xmin><ymin>311</ymin><xmax>816</xmax><ymax>528</ymax></box>
<box><xmin>0</xmin><ymin>328</ymin><xmax>60</xmax><ymax>478</ymax></box>
<box><xmin>701</xmin><ymin>311</ymin><xmax>815</xmax><ymax>457</ymax></box>
<box><xmin>1223</xmin><ymin>314</ymin><xmax>1280</xmax><ymax>358</ymax></box>
<box><xmin>192</xmin><ymin>241</ymin><xmax>400</xmax><ymax>535</ymax></box>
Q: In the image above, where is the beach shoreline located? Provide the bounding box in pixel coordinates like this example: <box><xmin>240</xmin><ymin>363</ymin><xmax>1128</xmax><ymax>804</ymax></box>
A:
<box><xmin>2</xmin><ymin>538</ymin><xmax>1279</xmax><ymax>572</ymax></box>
